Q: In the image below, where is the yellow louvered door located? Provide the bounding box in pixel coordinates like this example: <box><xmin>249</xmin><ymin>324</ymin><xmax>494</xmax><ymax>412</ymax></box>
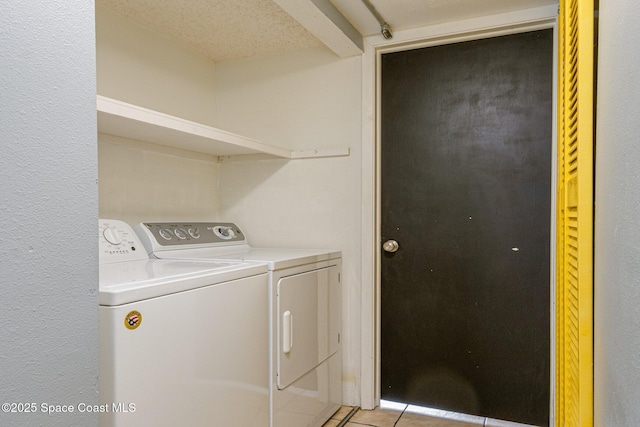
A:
<box><xmin>556</xmin><ymin>0</ymin><xmax>595</xmax><ymax>426</ymax></box>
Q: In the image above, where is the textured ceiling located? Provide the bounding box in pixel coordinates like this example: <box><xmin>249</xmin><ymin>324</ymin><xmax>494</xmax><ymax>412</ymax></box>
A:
<box><xmin>95</xmin><ymin>0</ymin><xmax>322</xmax><ymax>62</ymax></box>
<box><xmin>96</xmin><ymin>0</ymin><xmax>557</xmax><ymax>62</ymax></box>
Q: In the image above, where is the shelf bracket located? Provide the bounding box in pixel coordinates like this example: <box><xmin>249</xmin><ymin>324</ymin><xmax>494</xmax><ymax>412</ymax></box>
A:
<box><xmin>290</xmin><ymin>148</ymin><xmax>350</xmax><ymax>159</ymax></box>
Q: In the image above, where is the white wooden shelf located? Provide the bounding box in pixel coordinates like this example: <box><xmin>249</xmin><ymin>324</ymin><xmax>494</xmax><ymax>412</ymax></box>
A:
<box><xmin>96</xmin><ymin>96</ymin><xmax>291</xmax><ymax>158</ymax></box>
<box><xmin>97</xmin><ymin>96</ymin><xmax>350</xmax><ymax>160</ymax></box>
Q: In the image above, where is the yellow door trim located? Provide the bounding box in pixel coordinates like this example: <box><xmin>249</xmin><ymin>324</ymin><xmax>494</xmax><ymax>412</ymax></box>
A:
<box><xmin>556</xmin><ymin>0</ymin><xmax>595</xmax><ymax>425</ymax></box>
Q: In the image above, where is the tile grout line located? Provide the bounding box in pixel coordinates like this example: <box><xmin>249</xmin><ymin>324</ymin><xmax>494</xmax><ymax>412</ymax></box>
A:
<box><xmin>392</xmin><ymin>405</ymin><xmax>409</xmax><ymax>427</ymax></box>
<box><xmin>336</xmin><ymin>406</ymin><xmax>360</xmax><ymax>427</ymax></box>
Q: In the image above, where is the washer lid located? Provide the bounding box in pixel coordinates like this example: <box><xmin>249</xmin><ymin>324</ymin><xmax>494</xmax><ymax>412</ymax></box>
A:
<box><xmin>153</xmin><ymin>247</ymin><xmax>341</xmax><ymax>270</ymax></box>
<box><xmin>99</xmin><ymin>259</ymin><xmax>267</xmax><ymax>306</ymax></box>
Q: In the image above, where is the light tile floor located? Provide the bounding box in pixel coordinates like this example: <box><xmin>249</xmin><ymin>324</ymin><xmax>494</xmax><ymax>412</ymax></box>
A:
<box><xmin>322</xmin><ymin>401</ymin><xmax>539</xmax><ymax>427</ymax></box>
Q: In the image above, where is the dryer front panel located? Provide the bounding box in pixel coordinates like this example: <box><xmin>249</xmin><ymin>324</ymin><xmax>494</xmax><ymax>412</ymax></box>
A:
<box><xmin>276</xmin><ymin>265</ymin><xmax>339</xmax><ymax>390</ymax></box>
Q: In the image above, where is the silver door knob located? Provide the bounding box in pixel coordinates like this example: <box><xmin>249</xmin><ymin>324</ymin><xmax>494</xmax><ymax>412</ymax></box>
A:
<box><xmin>383</xmin><ymin>239</ymin><xmax>399</xmax><ymax>253</ymax></box>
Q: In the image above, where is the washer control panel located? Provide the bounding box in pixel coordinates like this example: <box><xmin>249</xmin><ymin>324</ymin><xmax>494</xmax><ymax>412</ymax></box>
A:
<box><xmin>137</xmin><ymin>222</ymin><xmax>246</xmax><ymax>247</ymax></box>
<box><xmin>99</xmin><ymin>219</ymin><xmax>148</xmax><ymax>264</ymax></box>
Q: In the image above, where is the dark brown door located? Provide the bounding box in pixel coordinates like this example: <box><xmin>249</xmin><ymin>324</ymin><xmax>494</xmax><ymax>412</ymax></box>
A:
<box><xmin>380</xmin><ymin>30</ymin><xmax>552</xmax><ymax>426</ymax></box>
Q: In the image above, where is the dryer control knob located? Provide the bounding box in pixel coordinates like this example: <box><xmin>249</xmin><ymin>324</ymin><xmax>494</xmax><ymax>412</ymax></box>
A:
<box><xmin>213</xmin><ymin>226</ymin><xmax>236</xmax><ymax>240</ymax></box>
<box><xmin>103</xmin><ymin>227</ymin><xmax>123</xmax><ymax>245</ymax></box>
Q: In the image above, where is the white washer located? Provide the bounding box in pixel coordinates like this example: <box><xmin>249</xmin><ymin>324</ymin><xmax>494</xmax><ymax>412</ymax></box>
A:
<box><xmin>99</xmin><ymin>219</ymin><xmax>269</xmax><ymax>427</ymax></box>
<box><xmin>135</xmin><ymin>222</ymin><xmax>342</xmax><ymax>427</ymax></box>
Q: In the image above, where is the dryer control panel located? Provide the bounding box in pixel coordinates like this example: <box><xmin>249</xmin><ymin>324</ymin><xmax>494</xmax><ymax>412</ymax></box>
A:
<box><xmin>136</xmin><ymin>222</ymin><xmax>247</xmax><ymax>248</ymax></box>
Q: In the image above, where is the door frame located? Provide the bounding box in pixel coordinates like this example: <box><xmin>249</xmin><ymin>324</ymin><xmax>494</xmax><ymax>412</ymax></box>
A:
<box><xmin>359</xmin><ymin>4</ymin><xmax>559</xmax><ymax>422</ymax></box>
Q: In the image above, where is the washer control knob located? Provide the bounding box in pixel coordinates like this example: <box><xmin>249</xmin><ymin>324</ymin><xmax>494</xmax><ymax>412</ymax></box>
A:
<box><xmin>174</xmin><ymin>228</ymin><xmax>188</xmax><ymax>240</ymax></box>
<box><xmin>188</xmin><ymin>228</ymin><xmax>200</xmax><ymax>238</ymax></box>
<box><xmin>103</xmin><ymin>227</ymin><xmax>123</xmax><ymax>245</ymax></box>
<box><xmin>159</xmin><ymin>229</ymin><xmax>173</xmax><ymax>240</ymax></box>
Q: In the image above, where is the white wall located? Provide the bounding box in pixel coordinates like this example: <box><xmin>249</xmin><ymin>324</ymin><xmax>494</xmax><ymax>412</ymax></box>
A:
<box><xmin>98</xmin><ymin>134</ymin><xmax>219</xmax><ymax>225</ymax></box>
<box><xmin>215</xmin><ymin>46</ymin><xmax>363</xmax><ymax>404</ymax></box>
<box><xmin>594</xmin><ymin>1</ymin><xmax>640</xmax><ymax>425</ymax></box>
<box><xmin>96</xmin><ymin>6</ymin><xmax>220</xmax><ymax>224</ymax></box>
<box><xmin>0</xmin><ymin>2</ymin><xmax>98</xmax><ymax>425</ymax></box>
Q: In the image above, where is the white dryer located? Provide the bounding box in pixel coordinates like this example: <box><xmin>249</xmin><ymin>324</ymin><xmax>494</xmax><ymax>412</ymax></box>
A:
<box><xmin>98</xmin><ymin>219</ymin><xmax>269</xmax><ymax>427</ymax></box>
<box><xmin>135</xmin><ymin>222</ymin><xmax>342</xmax><ymax>427</ymax></box>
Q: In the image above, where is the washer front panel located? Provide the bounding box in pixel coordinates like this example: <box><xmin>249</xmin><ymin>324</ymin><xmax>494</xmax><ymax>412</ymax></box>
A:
<box><xmin>99</xmin><ymin>273</ymin><xmax>269</xmax><ymax>426</ymax></box>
